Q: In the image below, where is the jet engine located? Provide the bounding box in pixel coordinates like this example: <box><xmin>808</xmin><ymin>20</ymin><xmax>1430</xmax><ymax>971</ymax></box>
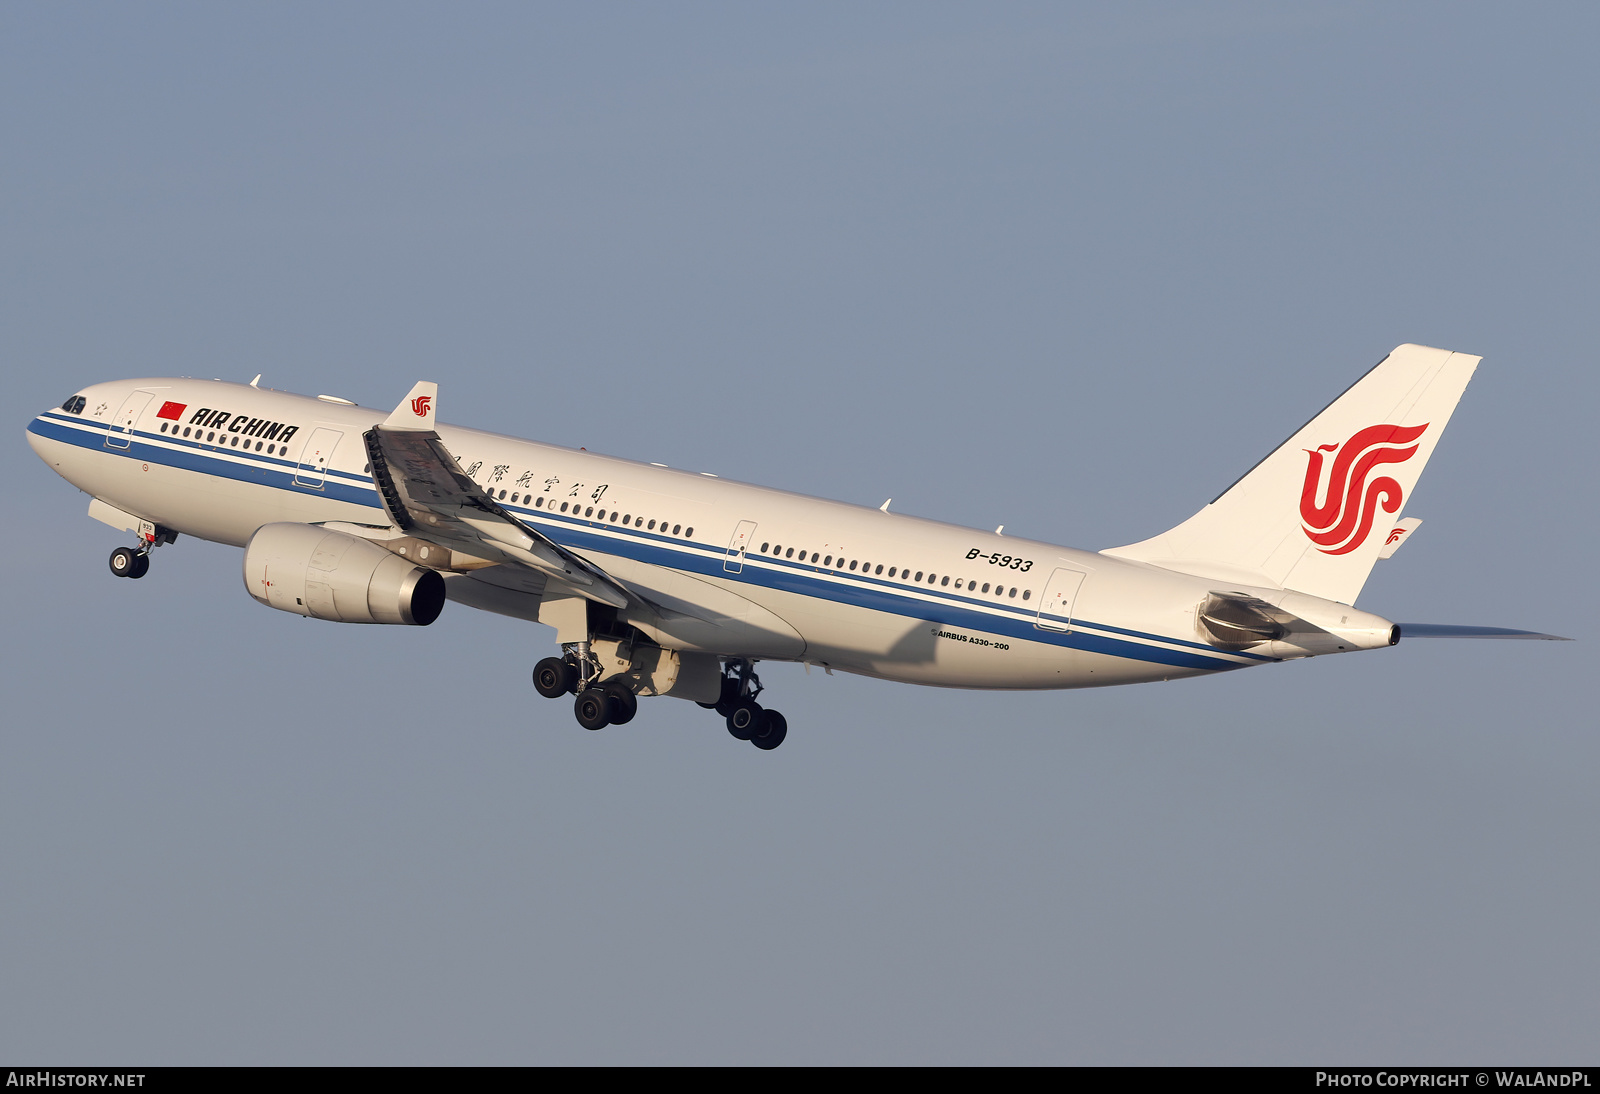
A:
<box><xmin>243</xmin><ymin>522</ymin><xmax>445</xmax><ymax>625</ymax></box>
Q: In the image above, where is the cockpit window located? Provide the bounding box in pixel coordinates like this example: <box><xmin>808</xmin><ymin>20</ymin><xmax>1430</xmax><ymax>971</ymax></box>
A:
<box><xmin>60</xmin><ymin>395</ymin><xmax>86</xmax><ymax>414</ymax></box>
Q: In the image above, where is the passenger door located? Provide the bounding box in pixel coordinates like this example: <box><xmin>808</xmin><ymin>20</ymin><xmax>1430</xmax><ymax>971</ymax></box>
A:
<box><xmin>724</xmin><ymin>520</ymin><xmax>758</xmax><ymax>574</ymax></box>
<box><xmin>293</xmin><ymin>427</ymin><xmax>344</xmax><ymax>488</ymax></box>
<box><xmin>105</xmin><ymin>391</ymin><xmax>154</xmax><ymax>450</ymax></box>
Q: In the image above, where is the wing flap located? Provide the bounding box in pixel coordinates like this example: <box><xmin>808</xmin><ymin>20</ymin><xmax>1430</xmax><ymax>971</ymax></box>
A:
<box><xmin>363</xmin><ymin>387</ymin><xmax>629</xmax><ymax>609</ymax></box>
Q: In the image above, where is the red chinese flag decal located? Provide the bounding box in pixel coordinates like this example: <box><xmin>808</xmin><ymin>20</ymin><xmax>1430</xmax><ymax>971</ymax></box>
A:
<box><xmin>156</xmin><ymin>401</ymin><xmax>187</xmax><ymax>421</ymax></box>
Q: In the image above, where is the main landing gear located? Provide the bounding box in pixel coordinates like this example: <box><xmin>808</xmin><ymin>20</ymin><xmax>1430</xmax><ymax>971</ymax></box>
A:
<box><xmin>697</xmin><ymin>659</ymin><xmax>788</xmax><ymax>751</ymax></box>
<box><xmin>108</xmin><ymin>524</ymin><xmax>177</xmax><ymax>580</ymax></box>
<box><xmin>532</xmin><ymin>651</ymin><xmax>639</xmax><ymax>732</ymax></box>
<box><xmin>530</xmin><ymin>649</ymin><xmax>789</xmax><ymax>750</ymax></box>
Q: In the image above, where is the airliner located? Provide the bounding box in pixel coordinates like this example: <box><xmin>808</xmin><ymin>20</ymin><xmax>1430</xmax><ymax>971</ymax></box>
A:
<box><xmin>26</xmin><ymin>343</ymin><xmax>1563</xmax><ymax>750</ymax></box>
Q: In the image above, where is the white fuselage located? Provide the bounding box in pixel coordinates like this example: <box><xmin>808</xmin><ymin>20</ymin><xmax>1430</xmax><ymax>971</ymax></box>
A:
<box><xmin>30</xmin><ymin>377</ymin><xmax>1373</xmax><ymax>689</ymax></box>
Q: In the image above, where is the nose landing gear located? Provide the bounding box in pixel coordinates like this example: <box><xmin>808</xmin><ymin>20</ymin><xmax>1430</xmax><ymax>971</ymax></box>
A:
<box><xmin>109</xmin><ymin>546</ymin><xmax>148</xmax><ymax>579</ymax></box>
<box><xmin>108</xmin><ymin>524</ymin><xmax>176</xmax><ymax>580</ymax></box>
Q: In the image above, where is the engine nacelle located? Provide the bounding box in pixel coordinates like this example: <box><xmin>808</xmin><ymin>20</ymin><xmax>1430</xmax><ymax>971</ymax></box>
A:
<box><xmin>244</xmin><ymin>523</ymin><xmax>445</xmax><ymax>625</ymax></box>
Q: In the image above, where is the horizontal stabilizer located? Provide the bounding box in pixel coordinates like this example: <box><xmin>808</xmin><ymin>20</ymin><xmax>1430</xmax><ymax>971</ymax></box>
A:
<box><xmin>1377</xmin><ymin>517</ymin><xmax>1422</xmax><ymax>560</ymax></box>
<box><xmin>1398</xmin><ymin>624</ymin><xmax>1570</xmax><ymax>641</ymax></box>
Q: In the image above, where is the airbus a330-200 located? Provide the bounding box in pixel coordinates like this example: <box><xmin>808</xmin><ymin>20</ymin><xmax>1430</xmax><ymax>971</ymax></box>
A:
<box><xmin>27</xmin><ymin>343</ymin><xmax>1563</xmax><ymax>750</ymax></box>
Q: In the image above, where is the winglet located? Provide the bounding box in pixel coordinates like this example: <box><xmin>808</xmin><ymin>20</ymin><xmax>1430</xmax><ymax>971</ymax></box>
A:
<box><xmin>384</xmin><ymin>382</ymin><xmax>438</xmax><ymax>430</ymax></box>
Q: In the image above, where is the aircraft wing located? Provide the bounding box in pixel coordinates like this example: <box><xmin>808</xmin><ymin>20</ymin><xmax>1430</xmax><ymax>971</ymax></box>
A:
<box><xmin>362</xmin><ymin>382</ymin><xmax>630</xmax><ymax>609</ymax></box>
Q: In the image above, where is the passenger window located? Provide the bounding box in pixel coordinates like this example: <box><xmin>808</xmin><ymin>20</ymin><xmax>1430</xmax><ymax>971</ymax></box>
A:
<box><xmin>673</xmin><ymin>524</ymin><xmax>681</xmax><ymax>535</ymax></box>
<box><xmin>647</xmin><ymin>519</ymin><xmax>656</xmax><ymax>530</ymax></box>
<box><xmin>623</xmin><ymin>514</ymin><xmax>630</xmax><ymax>523</ymax></box>
<box><xmin>585</xmin><ymin>507</ymin><xmax>593</xmax><ymax>517</ymax></box>
<box><xmin>941</xmin><ymin>575</ymin><xmax>949</xmax><ymax>586</ymax></box>
<box><xmin>1008</xmin><ymin>587</ymin><xmax>1017</xmax><ymax>598</ymax></box>
<box><xmin>560</xmin><ymin>502</ymin><xmax>569</xmax><ymax>512</ymax></box>
<box><xmin>875</xmin><ymin>564</ymin><xmax>883</xmax><ymax>575</ymax></box>
<box><xmin>685</xmin><ymin>527</ymin><xmax>694</xmax><ymax>538</ymax></box>
<box><xmin>535</xmin><ymin>497</ymin><xmax>544</xmax><ymax>508</ymax></box>
<box><xmin>761</xmin><ymin>543</ymin><xmax>770</xmax><ymax>553</ymax></box>
<box><xmin>811</xmin><ymin>552</ymin><xmax>819</xmax><ymax>563</ymax></box>
<box><xmin>183</xmin><ymin>427</ymin><xmax>191</xmax><ymax>437</ymax></box>
<box><xmin>849</xmin><ymin>560</ymin><xmax>857</xmax><ymax>571</ymax></box>
<box><xmin>207</xmin><ymin>432</ymin><xmax>215</xmax><ymax>442</ymax></box>
<box><xmin>888</xmin><ymin>567</ymin><xmax>896</xmax><ymax>578</ymax></box>
<box><xmin>160</xmin><ymin>422</ymin><xmax>168</xmax><ymax>433</ymax></box>
<box><xmin>255</xmin><ymin>440</ymin><xmax>263</xmax><ymax>451</ymax></box>
<box><xmin>231</xmin><ymin>436</ymin><xmax>239</xmax><ymax>446</ymax></box>
<box><xmin>1022</xmin><ymin>590</ymin><xmax>1031</xmax><ymax>600</ymax></box>
<box><xmin>981</xmin><ymin>583</ymin><xmax>990</xmax><ymax>593</ymax></box>
<box><xmin>823</xmin><ymin>556</ymin><xmax>832</xmax><ymax>567</ymax></box>
<box><xmin>914</xmin><ymin>571</ymin><xmax>923</xmax><ymax>581</ymax></box>
<box><xmin>785</xmin><ymin>548</ymin><xmax>794</xmax><ymax>558</ymax></box>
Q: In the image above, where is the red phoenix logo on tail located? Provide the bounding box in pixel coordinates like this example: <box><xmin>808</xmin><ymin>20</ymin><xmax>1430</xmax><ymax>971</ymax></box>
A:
<box><xmin>1299</xmin><ymin>423</ymin><xmax>1428</xmax><ymax>555</ymax></box>
<box><xmin>410</xmin><ymin>394</ymin><xmax>432</xmax><ymax>418</ymax></box>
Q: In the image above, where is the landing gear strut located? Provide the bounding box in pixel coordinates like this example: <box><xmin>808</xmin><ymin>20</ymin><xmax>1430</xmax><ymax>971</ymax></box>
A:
<box><xmin>108</xmin><ymin>524</ymin><xmax>176</xmax><ymax>580</ymax></box>
<box><xmin>701</xmin><ymin>659</ymin><xmax>788</xmax><ymax>750</ymax></box>
<box><xmin>532</xmin><ymin>646</ymin><xmax>640</xmax><ymax>731</ymax></box>
<box><xmin>530</xmin><ymin>646</ymin><xmax>788</xmax><ymax>749</ymax></box>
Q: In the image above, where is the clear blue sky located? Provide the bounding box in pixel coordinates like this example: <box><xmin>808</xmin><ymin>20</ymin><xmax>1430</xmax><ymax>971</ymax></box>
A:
<box><xmin>3</xmin><ymin>2</ymin><xmax>1594</xmax><ymax>1063</ymax></box>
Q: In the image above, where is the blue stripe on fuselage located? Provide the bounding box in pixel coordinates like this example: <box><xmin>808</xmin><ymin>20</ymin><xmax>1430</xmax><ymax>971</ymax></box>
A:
<box><xmin>29</xmin><ymin>412</ymin><xmax>1265</xmax><ymax>672</ymax></box>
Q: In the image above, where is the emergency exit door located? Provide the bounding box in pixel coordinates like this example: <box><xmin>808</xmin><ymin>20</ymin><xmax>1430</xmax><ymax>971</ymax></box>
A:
<box><xmin>1034</xmin><ymin>566</ymin><xmax>1087</xmax><ymax>633</ymax></box>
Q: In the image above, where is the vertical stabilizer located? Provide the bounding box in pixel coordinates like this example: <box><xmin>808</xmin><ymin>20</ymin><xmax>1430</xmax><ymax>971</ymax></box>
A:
<box><xmin>1101</xmin><ymin>344</ymin><xmax>1480</xmax><ymax>604</ymax></box>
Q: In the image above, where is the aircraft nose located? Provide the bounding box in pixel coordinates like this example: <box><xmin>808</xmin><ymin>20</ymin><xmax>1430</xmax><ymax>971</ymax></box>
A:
<box><xmin>27</xmin><ymin>394</ymin><xmax>91</xmax><ymax>477</ymax></box>
<box><xmin>27</xmin><ymin>412</ymin><xmax>63</xmax><ymax>469</ymax></box>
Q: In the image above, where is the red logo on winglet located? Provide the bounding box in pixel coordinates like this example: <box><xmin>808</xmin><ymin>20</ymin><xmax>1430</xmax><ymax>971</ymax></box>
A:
<box><xmin>411</xmin><ymin>394</ymin><xmax>432</xmax><ymax>418</ymax></box>
<box><xmin>1299</xmin><ymin>423</ymin><xmax>1428</xmax><ymax>555</ymax></box>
